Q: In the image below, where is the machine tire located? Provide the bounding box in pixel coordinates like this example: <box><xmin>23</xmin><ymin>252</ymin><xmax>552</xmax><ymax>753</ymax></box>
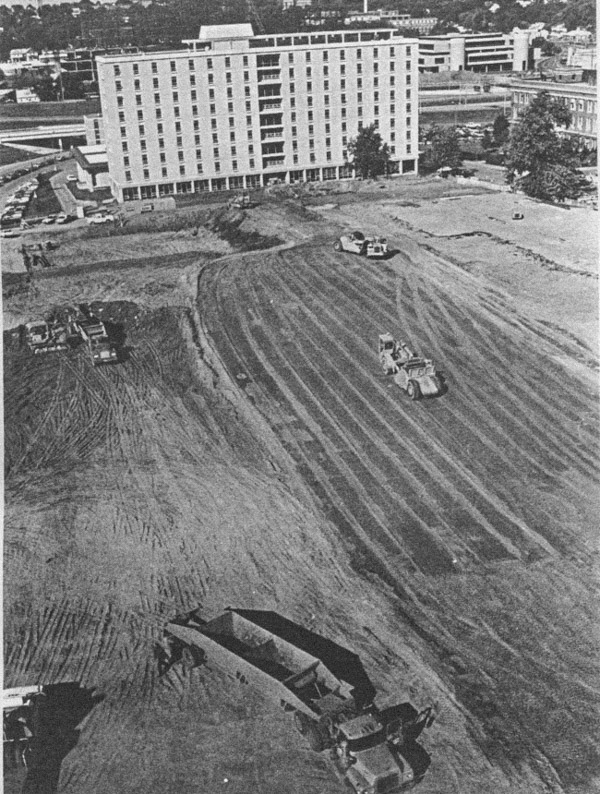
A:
<box><xmin>181</xmin><ymin>645</ymin><xmax>204</xmax><ymax>669</ymax></box>
<box><xmin>294</xmin><ymin>711</ymin><xmax>309</xmax><ymax>735</ymax></box>
<box><xmin>306</xmin><ymin>722</ymin><xmax>327</xmax><ymax>752</ymax></box>
<box><xmin>333</xmin><ymin>240</ymin><xmax>342</xmax><ymax>252</ymax></box>
<box><xmin>407</xmin><ymin>380</ymin><xmax>421</xmax><ymax>401</ymax></box>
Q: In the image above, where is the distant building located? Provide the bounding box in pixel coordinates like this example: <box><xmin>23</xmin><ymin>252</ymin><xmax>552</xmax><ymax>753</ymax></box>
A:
<box><xmin>15</xmin><ymin>88</ymin><xmax>40</xmax><ymax>103</ymax></box>
<box><xmin>418</xmin><ymin>31</ymin><xmax>534</xmax><ymax>73</ymax></box>
<box><xmin>97</xmin><ymin>24</ymin><xmax>419</xmax><ymax>202</ymax></box>
<box><xmin>282</xmin><ymin>0</ymin><xmax>312</xmax><ymax>8</ymax></box>
<box><xmin>344</xmin><ymin>11</ymin><xmax>438</xmax><ymax>36</ymax></box>
<box><xmin>511</xmin><ymin>76</ymin><xmax>597</xmax><ymax>148</ymax></box>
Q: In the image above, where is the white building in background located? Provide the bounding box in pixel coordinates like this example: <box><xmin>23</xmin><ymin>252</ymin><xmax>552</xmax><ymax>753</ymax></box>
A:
<box><xmin>418</xmin><ymin>31</ymin><xmax>535</xmax><ymax>73</ymax></box>
<box><xmin>96</xmin><ymin>24</ymin><xmax>419</xmax><ymax>202</ymax></box>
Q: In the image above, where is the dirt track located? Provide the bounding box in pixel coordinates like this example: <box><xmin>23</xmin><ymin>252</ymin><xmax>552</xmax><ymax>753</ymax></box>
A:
<box><xmin>3</xmin><ymin>181</ymin><xmax>600</xmax><ymax>794</ymax></box>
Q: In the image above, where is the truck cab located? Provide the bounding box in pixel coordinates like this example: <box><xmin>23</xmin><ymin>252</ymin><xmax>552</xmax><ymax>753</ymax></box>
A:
<box><xmin>335</xmin><ymin>712</ymin><xmax>415</xmax><ymax>794</ymax></box>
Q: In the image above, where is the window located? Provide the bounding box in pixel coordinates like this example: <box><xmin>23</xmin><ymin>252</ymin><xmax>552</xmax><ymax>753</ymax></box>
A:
<box><xmin>292</xmin><ymin>140</ymin><xmax>298</xmax><ymax>151</ymax></box>
<box><xmin>374</xmin><ymin>63</ymin><xmax>379</xmax><ymax>74</ymax></box>
<box><xmin>175</xmin><ymin>121</ymin><xmax>181</xmax><ymax>132</ymax></box>
<box><xmin>171</xmin><ymin>76</ymin><xmax>177</xmax><ymax>87</ymax></box>
<box><xmin>125</xmin><ymin>170</ymin><xmax>131</xmax><ymax>182</ymax></box>
<box><xmin>189</xmin><ymin>59</ymin><xmax>195</xmax><ymax>71</ymax></box>
<box><xmin>244</xmin><ymin>71</ymin><xmax>249</xmax><ymax>82</ymax></box>
<box><xmin>208</xmin><ymin>73</ymin><xmax>214</xmax><ymax>85</ymax></box>
<box><xmin>194</xmin><ymin>120</ymin><xmax>200</xmax><ymax>131</ymax></box>
<box><xmin>357</xmin><ymin>48</ymin><xmax>362</xmax><ymax>60</ymax></box>
<box><xmin>308</xmin><ymin>97</ymin><xmax>313</xmax><ymax>107</ymax></box>
<box><xmin>139</xmin><ymin>125</ymin><xmax>145</xmax><ymax>137</ymax></box>
<box><xmin>226</xmin><ymin>72</ymin><xmax>232</xmax><ymax>83</ymax></box>
<box><xmin>306</xmin><ymin>66</ymin><xmax>312</xmax><ymax>78</ymax></box>
<box><xmin>248</xmin><ymin>144</ymin><xmax>254</xmax><ymax>154</ymax></box>
<box><xmin>307</xmin><ymin>82</ymin><xmax>312</xmax><ymax>93</ymax></box>
<box><xmin>325</xmin><ymin>137</ymin><xmax>330</xmax><ymax>148</ymax></box>
<box><xmin>213</xmin><ymin>147</ymin><xmax>219</xmax><ymax>158</ymax></box>
<box><xmin>211</xmin><ymin>119</ymin><xmax>217</xmax><ymax>130</ymax></box>
<box><xmin>390</xmin><ymin>90</ymin><xmax>395</xmax><ymax>100</ymax></box>
<box><xmin>341</xmin><ymin>79</ymin><xmax>346</xmax><ymax>90</ymax></box>
<box><xmin>193</xmin><ymin>105</ymin><xmax>198</xmax><ymax>116</ymax></box>
<box><xmin>326</xmin><ymin>151</ymin><xmax>332</xmax><ymax>161</ymax></box>
<box><xmin>173</xmin><ymin>92</ymin><xmax>179</xmax><ymax>103</ymax></box>
<box><xmin>194</xmin><ymin>134</ymin><xmax>200</xmax><ymax>145</ymax></box>
<box><xmin>140</xmin><ymin>140</ymin><xmax>147</xmax><ymax>152</ymax></box>
<box><xmin>159</xmin><ymin>138</ymin><xmax>165</xmax><ymax>149</ymax></box>
<box><xmin>178</xmin><ymin>151</ymin><xmax>184</xmax><ymax>162</ymax></box>
<box><xmin>229</xmin><ymin>117</ymin><xmax>235</xmax><ymax>128</ymax></box>
<box><xmin>290</xmin><ymin>97</ymin><xmax>295</xmax><ymax>108</ymax></box>
<box><xmin>212</xmin><ymin>132</ymin><xmax>218</xmax><ymax>143</ymax></box>
<box><xmin>390</xmin><ymin>118</ymin><xmax>395</xmax><ymax>128</ymax></box>
<box><xmin>247</xmin><ymin>116</ymin><xmax>252</xmax><ymax>127</ymax></box>
<box><xmin>341</xmin><ymin>122</ymin><xmax>346</xmax><ymax>132</ymax></box>
<box><xmin>134</xmin><ymin>79</ymin><xmax>140</xmax><ymax>91</ymax></box>
<box><xmin>291</xmin><ymin>125</ymin><xmax>297</xmax><ymax>137</ymax></box>
<box><xmin>123</xmin><ymin>156</ymin><xmax>130</xmax><ymax>167</ymax></box>
<box><xmin>308</xmin><ymin>110</ymin><xmax>313</xmax><ymax>121</ymax></box>
<box><xmin>152</xmin><ymin>62</ymin><xmax>158</xmax><ymax>74</ymax></box>
<box><xmin>114</xmin><ymin>66</ymin><xmax>121</xmax><ymax>77</ymax></box>
<box><xmin>325</xmin><ymin>123</ymin><xmax>330</xmax><ymax>134</ymax></box>
<box><xmin>374</xmin><ymin>91</ymin><xmax>379</xmax><ymax>102</ymax></box>
<box><xmin>390</xmin><ymin>132</ymin><xmax>395</xmax><ymax>142</ymax></box>
<box><xmin>154</xmin><ymin>92</ymin><xmax>160</xmax><ymax>104</ymax></box>
<box><xmin>358</xmin><ymin>77</ymin><xmax>362</xmax><ymax>89</ymax></box>
<box><xmin>341</xmin><ymin>64</ymin><xmax>346</xmax><ymax>76</ymax></box>
<box><xmin>118</xmin><ymin>111</ymin><xmax>125</xmax><ymax>122</ymax></box>
<box><xmin>225</xmin><ymin>57</ymin><xmax>230</xmax><ymax>68</ymax></box>
<box><xmin>374</xmin><ymin>105</ymin><xmax>379</xmax><ymax>116</ymax></box>
<box><xmin>137</xmin><ymin>110</ymin><xmax>144</xmax><ymax>121</ymax></box>
<box><xmin>136</xmin><ymin>95</ymin><xmax>142</xmax><ymax>106</ymax></box>
<box><xmin>246</xmin><ymin>101</ymin><xmax>252</xmax><ymax>112</ymax></box>
<box><xmin>390</xmin><ymin>47</ymin><xmax>395</xmax><ymax>57</ymax></box>
<box><xmin>160</xmin><ymin>152</ymin><xmax>166</xmax><ymax>163</ymax></box>
<box><xmin>390</xmin><ymin>62</ymin><xmax>395</xmax><ymax>72</ymax></box>
<box><xmin>197</xmin><ymin>163</ymin><xmax>203</xmax><ymax>174</ymax></box>
<box><xmin>341</xmin><ymin>107</ymin><xmax>346</xmax><ymax>119</ymax></box>
<box><xmin>342</xmin><ymin>135</ymin><xmax>347</xmax><ymax>145</ymax></box>
<box><xmin>306</xmin><ymin>52</ymin><xmax>311</xmax><ymax>62</ymax></box>
<box><xmin>406</xmin><ymin>61</ymin><xmax>411</xmax><ymax>70</ymax></box>
<box><xmin>143</xmin><ymin>169</ymin><xmax>150</xmax><ymax>180</ymax></box>
<box><xmin>115</xmin><ymin>80</ymin><xmax>122</xmax><ymax>92</ymax></box>
<box><xmin>142</xmin><ymin>154</ymin><xmax>148</xmax><ymax>165</ymax></box>
<box><xmin>170</xmin><ymin>60</ymin><xmax>176</xmax><ymax>72</ymax></box>
<box><xmin>209</xmin><ymin>88</ymin><xmax>215</xmax><ymax>100</ymax></box>
<box><xmin>122</xmin><ymin>141</ymin><xmax>128</xmax><ymax>152</ymax></box>
<box><xmin>289</xmin><ymin>83</ymin><xmax>295</xmax><ymax>94</ymax></box>
<box><xmin>174</xmin><ymin>107</ymin><xmax>180</xmax><ymax>118</ymax></box>
<box><xmin>227</xmin><ymin>87</ymin><xmax>233</xmax><ymax>99</ymax></box>
<box><xmin>390</xmin><ymin>75</ymin><xmax>395</xmax><ymax>86</ymax></box>
<box><xmin>324</xmin><ymin>81</ymin><xmax>329</xmax><ymax>91</ymax></box>
<box><xmin>340</xmin><ymin>49</ymin><xmax>345</xmax><ymax>60</ymax></box>
<box><xmin>230</xmin><ymin>131</ymin><xmax>236</xmax><ymax>142</ymax></box>
<box><xmin>309</xmin><ymin>139</ymin><xmax>314</xmax><ymax>149</ymax></box>
<box><xmin>120</xmin><ymin>126</ymin><xmax>127</xmax><ymax>138</ymax></box>
<box><xmin>179</xmin><ymin>165</ymin><xmax>186</xmax><ymax>176</ymax></box>
<box><xmin>308</xmin><ymin>124</ymin><xmax>314</xmax><ymax>135</ymax></box>
<box><xmin>358</xmin><ymin>107</ymin><xmax>362</xmax><ymax>117</ymax></box>
<box><xmin>249</xmin><ymin>158</ymin><xmax>255</xmax><ymax>169</ymax></box>
<box><xmin>374</xmin><ymin>77</ymin><xmax>379</xmax><ymax>87</ymax></box>
<box><xmin>406</xmin><ymin>75</ymin><xmax>411</xmax><ymax>84</ymax></box>
<box><xmin>406</xmin><ymin>103</ymin><xmax>411</xmax><ymax>113</ymax></box>
<box><xmin>390</xmin><ymin>104</ymin><xmax>395</xmax><ymax>114</ymax></box>
<box><xmin>245</xmin><ymin>85</ymin><xmax>251</xmax><ymax>97</ymax></box>
<box><xmin>374</xmin><ymin>48</ymin><xmax>379</xmax><ymax>58</ymax></box>
<box><xmin>323</xmin><ymin>51</ymin><xmax>328</xmax><ymax>62</ymax></box>
<box><xmin>207</xmin><ymin>58</ymin><xmax>213</xmax><ymax>70</ymax></box>
<box><xmin>324</xmin><ymin>65</ymin><xmax>329</xmax><ymax>76</ymax></box>
<box><xmin>153</xmin><ymin>77</ymin><xmax>159</xmax><ymax>89</ymax></box>
<box><xmin>357</xmin><ymin>63</ymin><xmax>362</xmax><ymax>74</ymax></box>
<box><xmin>310</xmin><ymin>153</ymin><xmax>316</xmax><ymax>163</ymax></box>
<box><xmin>191</xmin><ymin>90</ymin><xmax>197</xmax><ymax>101</ymax></box>
<box><xmin>324</xmin><ymin>108</ymin><xmax>330</xmax><ymax>119</ymax></box>
<box><xmin>324</xmin><ymin>95</ymin><xmax>329</xmax><ymax>105</ymax></box>
<box><xmin>162</xmin><ymin>167</ymin><xmax>168</xmax><ymax>178</ymax></box>
<box><xmin>289</xmin><ymin>67</ymin><xmax>294</xmax><ymax>79</ymax></box>
<box><xmin>176</xmin><ymin>136</ymin><xmax>183</xmax><ymax>148</ymax></box>
<box><xmin>357</xmin><ymin>92</ymin><xmax>362</xmax><ymax>103</ymax></box>
<box><xmin>293</xmin><ymin>154</ymin><xmax>299</xmax><ymax>164</ymax></box>
<box><xmin>243</xmin><ymin>56</ymin><xmax>248</xmax><ymax>66</ymax></box>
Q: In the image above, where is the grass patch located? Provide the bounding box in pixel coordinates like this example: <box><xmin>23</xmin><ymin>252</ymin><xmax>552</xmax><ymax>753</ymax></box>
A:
<box><xmin>24</xmin><ymin>173</ymin><xmax>62</xmax><ymax>218</ymax></box>
<box><xmin>0</xmin><ymin>146</ymin><xmax>47</xmax><ymax>167</ymax></box>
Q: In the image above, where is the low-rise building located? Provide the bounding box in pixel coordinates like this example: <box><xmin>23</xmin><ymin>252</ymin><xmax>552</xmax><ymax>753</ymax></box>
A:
<box><xmin>418</xmin><ymin>31</ymin><xmax>534</xmax><ymax>73</ymax></box>
<box><xmin>511</xmin><ymin>76</ymin><xmax>597</xmax><ymax>148</ymax></box>
<box><xmin>73</xmin><ymin>144</ymin><xmax>110</xmax><ymax>190</ymax></box>
<box><xmin>344</xmin><ymin>11</ymin><xmax>438</xmax><ymax>35</ymax></box>
<box><xmin>97</xmin><ymin>24</ymin><xmax>419</xmax><ymax>202</ymax></box>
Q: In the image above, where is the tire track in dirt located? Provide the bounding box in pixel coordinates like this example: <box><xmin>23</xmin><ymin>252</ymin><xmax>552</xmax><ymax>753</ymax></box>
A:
<box><xmin>265</xmin><ymin>261</ymin><xmax>547</xmax><ymax>562</ymax></box>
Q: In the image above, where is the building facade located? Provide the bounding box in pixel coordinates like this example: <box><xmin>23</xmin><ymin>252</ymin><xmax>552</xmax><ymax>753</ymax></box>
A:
<box><xmin>344</xmin><ymin>12</ymin><xmax>438</xmax><ymax>35</ymax></box>
<box><xmin>418</xmin><ymin>31</ymin><xmax>533</xmax><ymax>73</ymax></box>
<box><xmin>96</xmin><ymin>24</ymin><xmax>419</xmax><ymax>202</ymax></box>
<box><xmin>511</xmin><ymin>77</ymin><xmax>597</xmax><ymax>148</ymax></box>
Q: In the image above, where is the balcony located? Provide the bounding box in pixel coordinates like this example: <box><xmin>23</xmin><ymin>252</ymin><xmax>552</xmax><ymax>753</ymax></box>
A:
<box><xmin>259</xmin><ymin>113</ymin><xmax>283</xmax><ymax>128</ymax></box>
<box><xmin>261</xmin><ymin>129</ymin><xmax>284</xmax><ymax>140</ymax></box>
<box><xmin>257</xmin><ymin>71</ymin><xmax>281</xmax><ymax>83</ymax></box>
<box><xmin>260</xmin><ymin>100</ymin><xmax>282</xmax><ymax>111</ymax></box>
<box><xmin>262</xmin><ymin>157</ymin><xmax>285</xmax><ymax>167</ymax></box>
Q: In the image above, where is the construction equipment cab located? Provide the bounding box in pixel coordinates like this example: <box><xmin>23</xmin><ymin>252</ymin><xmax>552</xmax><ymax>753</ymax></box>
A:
<box><xmin>334</xmin><ymin>231</ymin><xmax>368</xmax><ymax>255</ymax></box>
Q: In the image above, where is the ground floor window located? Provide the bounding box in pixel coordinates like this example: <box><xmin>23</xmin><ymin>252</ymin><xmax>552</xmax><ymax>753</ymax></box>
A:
<box><xmin>194</xmin><ymin>179</ymin><xmax>210</xmax><ymax>191</ymax></box>
<box><xmin>212</xmin><ymin>178</ymin><xmax>227</xmax><ymax>191</ymax></box>
<box><xmin>229</xmin><ymin>176</ymin><xmax>244</xmax><ymax>190</ymax></box>
<box><xmin>401</xmin><ymin>159</ymin><xmax>414</xmax><ymax>174</ymax></box>
<box><xmin>123</xmin><ymin>187</ymin><xmax>139</xmax><ymax>201</ymax></box>
<box><xmin>176</xmin><ymin>181</ymin><xmax>192</xmax><ymax>193</ymax></box>
<box><xmin>339</xmin><ymin>164</ymin><xmax>354</xmax><ymax>179</ymax></box>
<box><xmin>140</xmin><ymin>185</ymin><xmax>157</xmax><ymax>200</ymax></box>
<box><xmin>158</xmin><ymin>183</ymin><xmax>174</xmax><ymax>197</ymax></box>
<box><xmin>322</xmin><ymin>167</ymin><xmax>336</xmax><ymax>180</ymax></box>
<box><xmin>246</xmin><ymin>174</ymin><xmax>261</xmax><ymax>188</ymax></box>
<box><xmin>306</xmin><ymin>168</ymin><xmax>319</xmax><ymax>182</ymax></box>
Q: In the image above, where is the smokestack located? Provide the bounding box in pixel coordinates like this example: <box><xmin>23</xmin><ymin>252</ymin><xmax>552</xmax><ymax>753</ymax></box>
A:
<box><xmin>364</xmin><ymin>0</ymin><xmax>368</xmax><ymax>14</ymax></box>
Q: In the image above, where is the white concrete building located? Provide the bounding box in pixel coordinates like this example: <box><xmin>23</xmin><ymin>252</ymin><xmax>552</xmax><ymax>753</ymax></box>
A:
<box><xmin>96</xmin><ymin>25</ymin><xmax>419</xmax><ymax>202</ymax></box>
<box><xmin>418</xmin><ymin>31</ymin><xmax>534</xmax><ymax>73</ymax></box>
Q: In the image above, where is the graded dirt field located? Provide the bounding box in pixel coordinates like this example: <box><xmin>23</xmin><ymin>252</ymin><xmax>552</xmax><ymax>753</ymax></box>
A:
<box><xmin>3</xmin><ymin>176</ymin><xmax>599</xmax><ymax>794</ymax></box>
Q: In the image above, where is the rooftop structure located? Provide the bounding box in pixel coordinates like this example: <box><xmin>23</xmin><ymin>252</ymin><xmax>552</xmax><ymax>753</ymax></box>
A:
<box><xmin>97</xmin><ymin>25</ymin><xmax>419</xmax><ymax>202</ymax></box>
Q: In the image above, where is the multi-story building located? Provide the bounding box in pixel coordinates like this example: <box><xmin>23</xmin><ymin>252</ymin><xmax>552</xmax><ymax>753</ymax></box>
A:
<box><xmin>344</xmin><ymin>11</ymin><xmax>438</xmax><ymax>36</ymax></box>
<box><xmin>418</xmin><ymin>31</ymin><xmax>534</xmax><ymax>73</ymax></box>
<box><xmin>511</xmin><ymin>76</ymin><xmax>597</xmax><ymax>148</ymax></box>
<box><xmin>96</xmin><ymin>24</ymin><xmax>419</xmax><ymax>202</ymax></box>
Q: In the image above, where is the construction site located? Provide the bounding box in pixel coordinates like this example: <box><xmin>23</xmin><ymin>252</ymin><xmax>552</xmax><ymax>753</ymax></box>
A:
<box><xmin>3</xmin><ymin>169</ymin><xmax>599</xmax><ymax>794</ymax></box>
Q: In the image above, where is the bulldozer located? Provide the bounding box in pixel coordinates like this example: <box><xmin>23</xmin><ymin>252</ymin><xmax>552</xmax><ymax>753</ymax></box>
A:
<box><xmin>379</xmin><ymin>333</ymin><xmax>444</xmax><ymax>400</ymax></box>
<box><xmin>334</xmin><ymin>231</ymin><xmax>388</xmax><ymax>259</ymax></box>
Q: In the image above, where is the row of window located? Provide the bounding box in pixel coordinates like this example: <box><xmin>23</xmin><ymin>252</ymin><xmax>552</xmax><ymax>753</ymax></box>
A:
<box><xmin>112</xmin><ymin>47</ymin><xmax>413</xmax><ymax>78</ymax></box>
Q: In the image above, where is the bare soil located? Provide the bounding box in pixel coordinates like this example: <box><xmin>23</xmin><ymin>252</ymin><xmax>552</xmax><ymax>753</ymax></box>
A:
<box><xmin>3</xmin><ymin>176</ymin><xmax>599</xmax><ymax>794</ymax></box>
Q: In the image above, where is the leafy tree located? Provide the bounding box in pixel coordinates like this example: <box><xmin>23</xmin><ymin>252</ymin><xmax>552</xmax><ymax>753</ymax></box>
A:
<box><xmin>481</xmin><ymin>130</ymin><xmax>494</xmax><ymax>150</ymax></box>
<box><xmin>347</xmin><ymin>124</ymin><xmax>391</xmax><ymax>178</ymax></box>
<box><xmin>492</xmin><ymin>113</ymin><xmax>510</xmax><ymax>146</ymax></box>
<box><xmin>505</xmin><ymin>90</ymin><xmax>581</xmax><ymax>201</ymax></box>
<box><xmin>420</xmin><ymin>125</ymin><xmax>462</xmax><ymax>172</ymax></box>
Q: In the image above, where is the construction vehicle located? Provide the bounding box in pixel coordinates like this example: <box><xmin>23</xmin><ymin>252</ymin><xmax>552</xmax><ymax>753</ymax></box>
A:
<box><xmin>230</xmin><ymin>191</ymin><xmax>256</xmax><ymax>209</ymax></box>
<box><xmin>378</xmin><ymin>333</ymin><xmax>444</xmax><ymax>401</ymax></box>
<box><xmin>3</xmin><ymin>686</ymin><xmax>44</xmax><ymax>769</ymax></box>
<box><xmin>24</xmin><ymin>321</ymin><xmax>68</xmax><ymax>354</ymax></box>
<box><xmin>164</xmin><ymin>608</ymin><xmax>432</xmax><ymax>793</ymax></box>
<box><xmin>333</xmin><ymin>231</ymin><xmax>388</xmax><ymax>259</ymax></box>
<box><xmin>73</xmin><ymin>311</ymin><xmax>118</xmax><ymax>366</ymax></box>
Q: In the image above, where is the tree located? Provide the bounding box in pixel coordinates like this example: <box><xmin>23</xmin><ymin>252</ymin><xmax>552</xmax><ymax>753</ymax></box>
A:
<box><xmin>492</xmin><ymin>113</ymin><xmax>510</xmax><ymax>146</ymax></box>
<box><xmin>347</xmin><ymin>124</ymin><xmax>391</xmax><ymax>179</ymax></box>
<box><xmin>505</xmin><ymin>90</ymin><xmax>581</xmax><ymax>201</ymax></box>
<box><xmin>420</xmin><ymin>125</ymin><xmax>462</xmax><ymax>172</ymax></box>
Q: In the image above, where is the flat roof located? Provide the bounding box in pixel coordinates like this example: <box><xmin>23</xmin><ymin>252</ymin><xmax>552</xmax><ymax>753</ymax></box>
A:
<box><xmin>198</xmin><ymin>23</ymin><xmax>254</xmax><ymax>40</ymax></box>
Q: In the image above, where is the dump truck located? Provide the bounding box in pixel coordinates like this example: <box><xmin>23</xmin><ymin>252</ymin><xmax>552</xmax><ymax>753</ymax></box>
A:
<box><xmin>75</xmin><ymin>316</ymin><xmax>118</xmax><ymax>366</ymax></box>
<box><xmin>3</xmin><ymin>686</ymin><xmax>44</xmax><ymax>769</ymax></box>
<box><xmin>378</xmin><ymin>334</ymin><xmax>443</xmax><ymax>401</ymax></box>
<box><xmin>165</xmin><ymin>608</ymin><xmax>431</xmax><ymax>793</ymax></box>
<box><xmin>334</xmin><ymin>232</ymin><xmax>388</xmax><ymax>259</ymax></box>
<box><xmin>24</xmin><ymin>321</ymin><xmax>68</xmax><ymax>354</ymax></box>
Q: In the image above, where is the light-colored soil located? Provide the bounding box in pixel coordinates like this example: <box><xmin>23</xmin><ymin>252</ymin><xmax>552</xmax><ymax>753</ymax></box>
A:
<box><xmin>3</xmin><ymin>175</ymin><xmax>599</xmax><ymax>794</ymax></box>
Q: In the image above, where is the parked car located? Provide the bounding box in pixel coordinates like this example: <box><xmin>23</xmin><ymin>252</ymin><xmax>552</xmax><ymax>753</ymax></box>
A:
<box><xmin>41</xmin><ymin>216</ymin><xmax>56</xmax><ymax>225</ymax></box>
<box><xmin>87</xmin><ymin>215</ymin><xmax>114</xmax><ymax>224</ymax></box>
<box><xmin>66</xmin><ymin>175</ymin><xmax>78</xmax><ymax>183</ymax></box>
